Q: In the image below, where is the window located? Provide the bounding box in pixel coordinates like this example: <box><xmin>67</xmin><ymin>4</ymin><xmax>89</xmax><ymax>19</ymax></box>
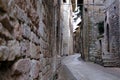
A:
<box><xmin>114</xmin><ymin>6</ymin><xmax>116</xmax><ymax>10</ymax></box>
<box><xmin>105</xmin><ymin>15</ymin><xmax>107</xmax><ymax>22</ymax></box>
<box><xmin>84</xmin><ymin>8</ymin><xmax>88</xmax><ymax>12</ymax></box>
<box><xmin>63</xmin><ymin>0</ymin><xmax>66</xmax><ymax>3</ymax></box>
<box><xmin>98</xmin><ymin>21</ymin><xmax>104</xmax><ymax>35</ymax></box>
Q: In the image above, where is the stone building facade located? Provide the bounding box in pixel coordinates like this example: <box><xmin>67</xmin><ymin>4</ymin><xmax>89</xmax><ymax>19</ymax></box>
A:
<box><xmin>60</xmin><ymin>0</ymin><xmax>73</xmax><ymax>55</ymax></box>
<box><xmin>0</xmin><ymin>0</ymin><xmax>73</xmax><ymax>80</ymax></box>
<box><xmin>103</xmin><ymin>0</ymin><xmax>120</xmax><ymax>66</ymax></box>
<box><xmin>73</xmin><ymin>27</ymin><xmax>80</xmax><ymax>53</ymax></box>
<box><xmin>78</xmin><ymin>0</ymin><xmax>120</xmax><ymax>66</ymax></box>
<box><xmin>80</xmin><ymin>0</ymin><xmax>105</xmax><ymax>61</ymax></box>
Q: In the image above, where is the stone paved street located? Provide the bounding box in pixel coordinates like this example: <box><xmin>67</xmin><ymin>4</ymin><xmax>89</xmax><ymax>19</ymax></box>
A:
<box><xmin>59</xmin><ymin>54</ymin><xmax>120</xmax><ymax>80</ymax></box>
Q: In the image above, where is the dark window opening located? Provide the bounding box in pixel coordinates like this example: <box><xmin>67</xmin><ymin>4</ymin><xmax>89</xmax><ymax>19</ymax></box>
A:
<box><xmin>105</xmin><ymin>15</ymin><xmax>107</xmax><ymax>22</ymax></box>
<box><xmin>106</xmin><ymin>24</ymin><xmax>110</xmax><ymax>52</ymax></box>
<box><xmin>99</xmin><ymin>40</ymin><xmax>102</xmax><ymax>46</ymax></box>
<box><xmin>98</xmin><ymin>21</ymin><xmax>104</xmax><ymax>35</ymax></box>
<box><xmin>84</xmin><ymin>8</ymin><xmax>88</xmax><ymax>12</ymax></box>
<box><xmin>77</xmin><ymin>0</ymin><xmax>83</xmax><ymax>15</ymax></box>
<box><xmin>99</xmin><ymin>40</ymin><xmax>102</xmax><ymax>52</ymax></box>
<box><xmin>77</xmin><ymin>0</ymin><xmax>83</xmax><ymax>5</ymax></box>
<box><xmin>63</xmin><ymin>0</ymin><xmax>66</xmax><ymax>3</ymax></box>
<box><xmin>114</xmin><ymin>6</ymin><xmax>116</xmax><ymax>10</ymax></box>
<box><xmin>56</xmin><ymin>21</ymin><xmax>59</xmax><ymax>38</ymax></box>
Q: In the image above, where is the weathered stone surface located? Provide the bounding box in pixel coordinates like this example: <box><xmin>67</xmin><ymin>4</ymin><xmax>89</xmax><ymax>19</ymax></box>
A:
<box><xmin>0</xmin><ymin>15</ymin><xmax>13</xmax><ymax>32</ymax></box>
<box><xmin>30</xmin><ymin>60</ymin><xmax>41</xmax><ymax>79</ymax></box>
<box><xmin>0</xmin><ymin>23</ymin><xmax>13</xmax><ymax>40</ymax></box>
<box><xmin>8</xmin><ymin>40</ymin><xmax>21</xmax><ymax>58</ymax></box>
<box><xmin>39</xmin><ymin>38</ymin><xmax>48</xmax><ymax>49</ymax></box>
<box><xmin>0</xmin><ymin>38</ymin><xmax>6</xmax><ymax>45</ymax></box>
<box><xmin>13</xmin><ymin>59</ymin><xmax>31</xmax><ymax>74</ymax></box>
<box><xmin>31</xmin><ymin>32</ymin><xmax>39</xmax><ymax>45</ymax></box>
<box><xmin>27</xmin><ymin>8</ymin><xmax>39</xmax><ymax>28</ymax></box>
<box><xmin>16</xmin><ymin>73</ymin><xmax>30</xmax><ymax>80</ymax></box>
<box><xmin>21</xmin><ymin>23</ymin><xmax>31</xmax><ymax>39</ymax></box>
<box><xmin>37</xmin><ymin>23</ymin><xmax>45</xmax><ymax>38</ymax></box>
<box><xmin>8</xmin><ymin>50</ymin><xmax>15</xmax><ymax>61</ymax></box>
<box><xmin>42</xmin><ymin>58</ymin><xmax>46</xmax><ymax>67</ymax></box>
<box><xmin>42</xmin><ymin>66</ymin><xmax>47</xmax><ymax>75</ymax></box>
<box><xmin>36</xmin><ymin>45</ymin><xmax>41</xmax><ymax>54</ymax></box>
<box><xmin>0</xmin><ymin>0</ymin><xmax>8</xmax><ymax>13</ymax></box>
<box><xmin>0</xmin><ymin>46</ymin><xmax>9</xmax><ymax>61</ymax></box>
<box><xmin>30</xmin><ymin>43</ymin><xmax>40</xmax><ymax>59</ymax></box>
<box><xmin>39</xmin><ymin>72</ymin><xmax>43</xmax><ymax>80</ymax></box>
<box><xmin>14</xmin><ymin>22</ymin><xmax>22</xmax><ymax>40</ymax></box>
<box><xmin>44</xmin><ymin>50</ymin><xmax>50</xmax><ymax>58</ymax></box>
<box><xmin>46</xmin><ymin>58</ymin><xmax>50</xmax><ymax>65</ymax></box>
<box><xmin>14</xmin><ymin>5</ymin><xmax>31</xmax><ymax>24</ymax></box>
<box><xmin>31</xmin><ymin>25</ymin><xmax>37</xmax><ymax>35</ymax></box>
<box><xmin>7</xmin><ymin>0</ymin><xmax>16</xmax><ymax>19</ymax></box>
<box><xmin>42</xmin><ymin>69</ymin><xmax>53</xmax><ymax>80</ymax></box>
<box><xmin>15</xmin><ymin>0</ymin><xmax>28</xmax><ymax>12</ymax></box>
<box><xmin>20</xmin><ymin>40</ymin><xmax>30</xmax><ymax>57</ymax></box>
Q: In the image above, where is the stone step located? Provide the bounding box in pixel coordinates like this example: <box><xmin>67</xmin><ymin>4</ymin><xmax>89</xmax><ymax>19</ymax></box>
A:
<box><xmin>103</xmin><ymin>63</ymin><xmax>117</xmax><ymax>66</ymax></box>
<box><xmin>103</xmin><ymin>59</ymin><xmax>120</xmax><ymax>67</ymax></box>
<box><xmin>103</xmin><ymin>60</ymin><xmax>118</xmax><ymax>63</ymax></box>
<box><xmin>103</xmin><ymin>58</ymin><xmax>119</xmax><ymax>61</ymax></box>
<box><xmin>103</xmin><ymin>54</ymin><xmax>119</xmax><ymax>56</ymax></box>
<box><xmin>102</xmin><ymin>56</ymin><xmax>119</xmax><ymax>59</ymax></box>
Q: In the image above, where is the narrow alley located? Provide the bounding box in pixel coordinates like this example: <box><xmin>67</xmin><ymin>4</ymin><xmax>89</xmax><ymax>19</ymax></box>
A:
<box><xmin>0</xmin><ymin>0</ymin><xmax>120</xmax><ymax>80</ymax></box>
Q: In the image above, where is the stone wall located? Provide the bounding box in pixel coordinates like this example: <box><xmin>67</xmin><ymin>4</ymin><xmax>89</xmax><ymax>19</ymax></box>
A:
<box><xmin>73</xmin><ymin>27</ymin><xmax>81</xmax><ymax>53</ymax></box>
<box><xmin>81</xmin><ymin>0</ymin><xmax>105</xmax><ymax>61</ymax></box>
<box><xmin>103</xmin><ymin>0</ymin><xmax>120</xmax><ymax>66</ymax></box>
<box><xmin>60</xmin><ymin>0</ymin><xmax>73</xmax><ymax>55</ymax></box>
<box><xmin>0</xmin><ymin>0</ymin><xmax>62</xmax><ymax>80</ymax></box>
<box><xmin>119</xmin><ymin>0</ymin><xmax>120</xmax><ymax>59</ymax></box>
<box><xmin>80</xmin><ymin>0</ymin><xmax>120</xmax><ymax>67</ymax></box>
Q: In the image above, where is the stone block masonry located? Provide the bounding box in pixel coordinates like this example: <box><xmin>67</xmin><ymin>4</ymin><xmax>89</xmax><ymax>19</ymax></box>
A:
<box><xmin>80</xmin><ymin>0</ymin><xmax>120</xmax><ymax>67</ymax></box>
<box><xmin>103</xmin><ymin>0</ymin><xmax>120</xmax><ymax>66</ymax></box>
<box><xmin>0</xmin><ymin>0</ymin><xmax>62</xmax><ymax>80</ymax></box>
